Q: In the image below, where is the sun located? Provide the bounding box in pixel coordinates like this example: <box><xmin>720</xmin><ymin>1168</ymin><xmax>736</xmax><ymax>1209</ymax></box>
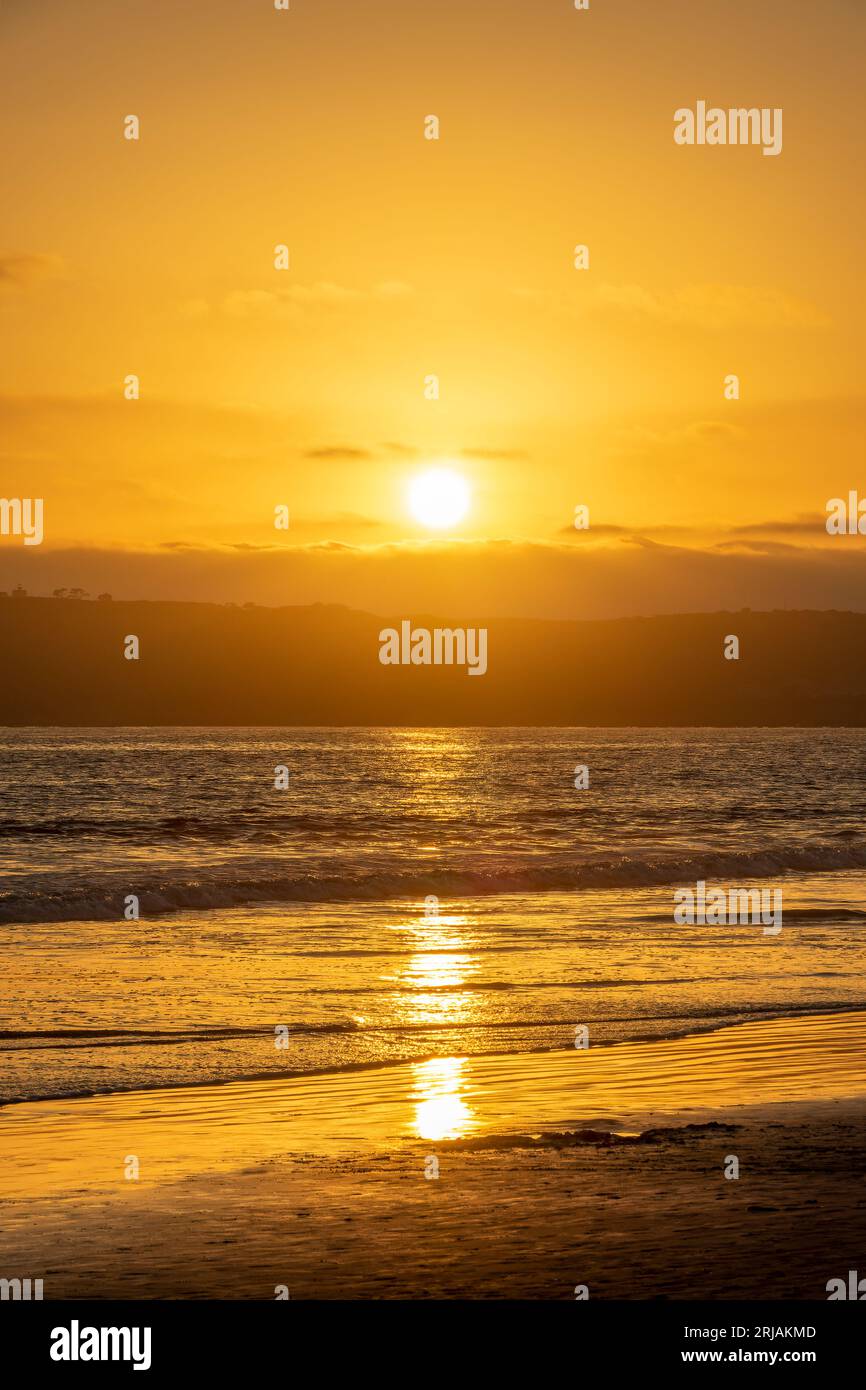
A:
<box><xmin>408</xmin><ymin>467</ymin><xmax>470</xmax><ymax>529</ymax></box>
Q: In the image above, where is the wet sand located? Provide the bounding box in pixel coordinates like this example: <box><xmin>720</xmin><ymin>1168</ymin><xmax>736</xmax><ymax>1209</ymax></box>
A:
<box><xmin>1</xmin><ymin>1011</ymin><xmax>865</xmax><ymax>1298</ymax></box>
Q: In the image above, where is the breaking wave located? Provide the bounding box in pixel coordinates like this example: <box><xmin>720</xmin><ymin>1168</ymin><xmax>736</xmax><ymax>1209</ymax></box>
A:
<box><xmin>3</xmin><ymin>840</ymin><xmax>866</xmax><ymax>924</ymax></box>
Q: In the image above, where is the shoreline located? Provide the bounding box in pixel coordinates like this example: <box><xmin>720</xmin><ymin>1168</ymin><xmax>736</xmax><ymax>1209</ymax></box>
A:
<box><xmin>2</xmin><ymin>1010</ymin><xmax>864</xmax><ymax>1298</ymax></box>
<box><xmin>2</xmin><ymin>1009</ymin><xmax>864</xmax><ymax>1192</ymax></box>
<box><xmin>5</xmin><ymin>997</ymin><xmax>866</xmax><ymax>1112</ymax></box>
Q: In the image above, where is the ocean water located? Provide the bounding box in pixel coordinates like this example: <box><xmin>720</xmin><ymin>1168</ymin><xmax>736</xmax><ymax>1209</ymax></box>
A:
<box><xmin>2</xmin><ymin>728</ymin><xmax>865</xmax><ymax>1104</ymax></box>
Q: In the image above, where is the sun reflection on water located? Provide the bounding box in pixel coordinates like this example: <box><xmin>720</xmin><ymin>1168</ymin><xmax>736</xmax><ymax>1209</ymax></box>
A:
<box><xmin>411</xmin><ymin>1056</ymin><xmax>476</xmax><ymax>1140</ymax></box>
<box><xmin>390</xmin><ymin>895</ymin><xmax>481</xmax><ymax>1140</ymax></box>
<box><xmin>388</xmin><ymin>905</ymin><xmax>479</xmax><ymax>1028</ymax></box>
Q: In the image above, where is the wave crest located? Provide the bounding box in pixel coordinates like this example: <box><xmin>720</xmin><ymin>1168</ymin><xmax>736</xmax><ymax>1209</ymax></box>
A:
<box><xmin>2</xmin><ymin>841</ymin><xmax>866</xmax><ymax>924</ymax></box>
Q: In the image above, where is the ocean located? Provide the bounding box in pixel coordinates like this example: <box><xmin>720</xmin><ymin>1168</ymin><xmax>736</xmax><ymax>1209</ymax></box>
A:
<box><xmin>2</xmin><ymin>727</ymin><xmax>866</xmax><ymax>1105</ymax></box>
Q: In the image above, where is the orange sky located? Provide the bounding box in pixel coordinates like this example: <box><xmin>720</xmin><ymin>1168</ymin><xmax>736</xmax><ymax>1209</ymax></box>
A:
<box><xmin>1</xmin><ymin>0</ymin><xmax>864</xmax><ymax>614</ymax></box>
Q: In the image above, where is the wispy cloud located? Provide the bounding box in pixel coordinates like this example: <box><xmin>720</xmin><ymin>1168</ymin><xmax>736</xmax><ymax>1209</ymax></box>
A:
<box><xmin>303</xmin><ymin>445</ymin><xmax>374</xmax><ymax>461</ymax></box>
<box><xmin>8</xmin><ymin>535</ymin><xmax>866</xmax><ymax>621</ymax></box>
<box><xmin>381</xmin><ymin>442</ymin><xmax>419</xmax><ymax>457</ymax></box>
<box><xmin>590</xmin><ymin>282</ymin><xmax>831</xmax><ymax>330</ymax></box>
<box><xmin>515</xmin><ymin>281</ymin><xmax>830</xmax><ymax>331</ymax></box>
<box><xmin>727</xmin><ymin>515</ymin><xmax>826</xmax><ymax>537</ymax></box>
<box><xmin>219</xmin><ymin>281</ymin><xmax>414</xmax><ymax>318</ymax></box>
<box><xmin>0</xmin><ymin>252</ymin><xmax>66</xmax><ymax>290</ymax></box>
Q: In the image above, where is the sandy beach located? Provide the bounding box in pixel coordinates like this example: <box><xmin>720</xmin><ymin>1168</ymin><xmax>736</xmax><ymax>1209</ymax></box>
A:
<box><xmin>2</xmin><ymin>1010</ymin><xmax>864</xmax><ymax>1299</ymax></box>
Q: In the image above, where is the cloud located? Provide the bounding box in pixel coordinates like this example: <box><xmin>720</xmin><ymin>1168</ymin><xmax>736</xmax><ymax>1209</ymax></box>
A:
<box><xmin>727</xmin><ymin>515</ymin><xmax>826</xmax><ymax>537</ymax></box>
<box><xmin>8</xmin><ymin>535</ymin><xmax>866</xmax><ymax>621</ymax></box>
<box><xmin>221</xmin><ymin>281</ymin><xmax>414</xmax><ymax>317</ymax></box>
<box><xmin>677</xmin><ymin>420</ymin><xmax>741</xmax><ymax>443</ymax></box>
<box><xmin>590</xmin><ymin>282</ymin><xmax>831</xmax><ymax>330</ymax></box>
<box><xmin>303</xmin><ymin>445</ymin><xmax>374</xmax><ymax>461</ymax></box>
<box><xmin>0</xmin><ymin>252</ymin><xmax>66</xmax><ymax>290</ymax></box>
<box><xmin>557</xmin><ymin>514</ymin><xmax>836</xmax><ymax>549</ymax></box>
<box><xmin>609</xmin><ymin>416</ymin><xmax>743</xmax><ymax>462</ymax></box>
<box><xmin>558</xmin><ymin>522</ymin><xmax>628</xmax><ymax>537</ymax></box>
<box><xmin>381</xmin><ymin>442</ymin><xmax>419</xmax><ymax>457</ymax></box>
<box><xmin>556</xmin><ymin>522</ymin><xmax>689</xmax><ymax>539</ymax></box>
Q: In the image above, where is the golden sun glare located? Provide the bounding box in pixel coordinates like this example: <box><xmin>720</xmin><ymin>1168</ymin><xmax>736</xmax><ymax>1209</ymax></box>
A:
<box><xmin>408</xmin><ymin>467</ymin><xmax>470</xmax><ymax>530</ymax></box>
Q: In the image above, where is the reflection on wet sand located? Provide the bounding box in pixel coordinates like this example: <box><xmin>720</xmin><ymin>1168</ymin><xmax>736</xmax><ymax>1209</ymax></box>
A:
<box><xmin>2</xmin><ymin>1012</ymin><xmax>865</xmax><ymax>1205</ymax></box>
<box><xmin>412</xmin><ymin>1057</ymin><xmax>476</xmax><ymax>1141</ymax></box>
